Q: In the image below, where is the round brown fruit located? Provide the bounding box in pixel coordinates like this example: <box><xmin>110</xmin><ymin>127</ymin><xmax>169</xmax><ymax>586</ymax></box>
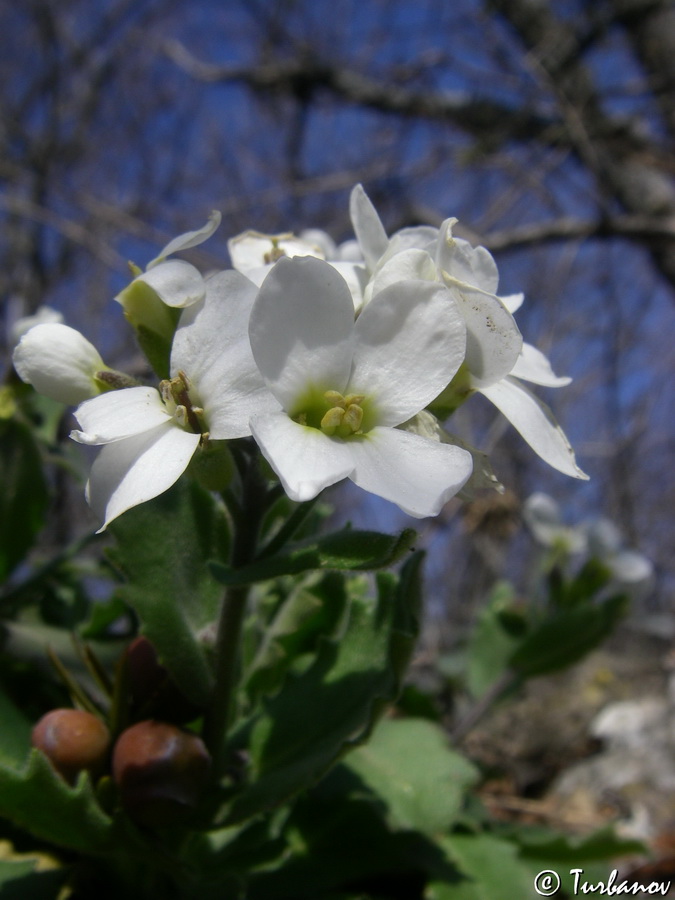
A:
<box><xmin>31</xmin><ymin>708</ymin><xmax>111</xmax><ymax>784</ymax></box>
<box><xmin>112</xmin><ymin>720</ymin><xmax>211</xmax><ymax>827</ymax></box>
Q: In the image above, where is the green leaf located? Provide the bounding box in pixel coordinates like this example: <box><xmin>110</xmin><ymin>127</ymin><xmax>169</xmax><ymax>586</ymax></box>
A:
<box><xmin>465</xmin><ymin>584</ymin><xmax>524</xmax><ymax>699</ymax></box>
<box><xmin>0</xmin><ymin>418</ymin><xmax>49</xmax><ymax>581</ymax></box>
<box><xmin>564</xmin><ymin>558</ymin><xmax>613</xmax><ymax>606</ymax></box>
<box><xmin>344</xmin><ymin>718</ymin><xmax>479</xmax><ymax>836</ymax></box>
<box><xmin>244</xmin><ymin>572</ymin><xmax>350</xmax><ymax>702</ymax></box>
<box><xmin>509</xmin><ymin>594</ymin><xmax>627</xmax><ymax>678</ymax></box>
<box><xmin>430</xmin><ymin>832</ymin><xmax>535</xmax><ymax>899</ymax></box>
<box><xmin>509</xmin><ymin>823</ymin><xmax>645</xmax><ymax>862</ymax></box>
<box><xmin>210</xmin><ymin>528</ymin><xmax>417</xmax><ymax>586</ymax></box>
<box><xmin>108</xmin><ymin>478</ymin><xmax>230</xmax><ymax>706</ymax></box>
<box><xmin>0</xmin><ymin>750</ymin><xmax>115</xmax><ymax>855</ymax></box>
<box><xmin>0</xmin><ymin>685</ymin><xmax>32</xmax><ymax>768</ymax></box>
<box><xmin>221</xmin><ymin>554</ymin><xmax>423</xmax><ymax>825</ymax></box>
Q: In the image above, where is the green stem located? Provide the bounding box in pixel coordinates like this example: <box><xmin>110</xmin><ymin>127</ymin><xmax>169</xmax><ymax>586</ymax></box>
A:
<box><xmin>256</xmin><ymin>493</ymin><xmax>321</xmax><ymax>560</ymax></box>
<box><xmin>202</xmin><ymin>454</ymin><xmax>267</xmax><ymax>771</ymax></box>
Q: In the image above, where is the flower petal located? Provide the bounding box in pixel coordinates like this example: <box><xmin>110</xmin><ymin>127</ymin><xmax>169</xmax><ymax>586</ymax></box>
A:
<box><xmin>85</xmin><ymin>422</ymin><xmax>200</xmax><ymax>530</ymax></box>
<box><xmin>71</xmin><ymin>386</ymin><xmax>171</xmax><ymax>445</ymax></box>
<box><xmin>510</xmin><ymin>342</ymin><xmax>572</xmax><ymax>387</ymax></box>
<box><xmin>348</xmin><ymin>427</ymin><xmax>473</xmax><ymax>517</ymax></box>
<box><xmin>13</xmin><ymin>323</ymin><xmax>105</xmax><ymax>405</ymax></box>
<box><xmin>501</xmin><ymin>293</ymin><xmax>524</xmax><ymax>314</ymax></box>
<box><xmin>451</xmin><ymin>285</ymin><xmax>523</xmax><ymax>387</ymax></box>
<box><xmin>368</xmin><ymin>248</ymin><xmax>438</xmax><ymax>301</ymax></box>
<box><xmin>249</xmin><ymin>256</ymin><xmax>355</xmax><ymax>410</ymax></box>
<box><xmin>134</xmin><ymin>259</ymin><xmax>206</xmax><ymax>308</ymax></box>
<box><xmin>479</xmin><ymin>377</ymin><xmax>589</xmax><ymax>479</ymax></box>
<box><xmin>172</xmin><ymin>270</ymin><xmax>279</xmax><ymax>439</ymax></box>
<box><xmin>147</xmin><ymin>211</ymin><xmax>221</xmax><ymax>268</ymax></box>
<box><xmin>436</xmin><ymin>221</ymin><xmax>499</xmax><ymax>295</ymax></box>
<box><xmin>250</xmin><ymin>412</ymin><xmax>354</xmax><ymax>502</ymax></box>
<box><xmin>349</xmin><ymin>184</ymin><xmax>389</xmax><ymax>271</ymax></box>
<box><xmin>350</xmin><ymin>280</ymin><xmax>465</xmax><ymax>426</ymax></box>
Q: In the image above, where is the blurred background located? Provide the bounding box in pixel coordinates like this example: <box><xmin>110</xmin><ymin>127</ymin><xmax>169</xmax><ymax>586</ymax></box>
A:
<box><xmin>1</xmin><ymin>0</ymin><xmax>673</xmax><ymax>628</ymax></box>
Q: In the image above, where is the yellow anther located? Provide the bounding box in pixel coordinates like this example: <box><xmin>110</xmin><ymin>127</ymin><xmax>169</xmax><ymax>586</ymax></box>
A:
<box><xmin>320</xmin><ymin>407</ymin><xmax>345</xmax><ymax>435</ymax></box>
<box><xmin>342</xmin><ymin>403</ymin><xmax>363</xmax><ymax>433</ymax></box>
<box><xmin>324</xmin><ymin>390</ymin><xmax>346</xmax><ymax>408</ymax></box>
<box><xmin>344</xmin><ymin>394</ymin><xmax>364</xmax><ymax>407</ymax></box>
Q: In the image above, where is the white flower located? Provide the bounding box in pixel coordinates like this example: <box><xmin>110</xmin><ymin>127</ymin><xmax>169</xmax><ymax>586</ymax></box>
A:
<box><xmin>71</xmin><ymin>270</ymin><xmax>276</xmax><ymax>530</ymax></box>
<box><xmin>13</xmin><ymin>323</ymin><xmax>109</xmax><ymax>405</ymax></box>
<box><xmin>523</xmin><ymin>492</ymin><xmax>588</xmax><ymax>553</ymax></box>
<box><xmin>229</xmin><ymin>228</ymin><xmax>369</xmax><ymax>310</ymax></box>
<box><xmin>10</xmin><ymin>305</ymin><xmax>64</xmax><ymax>345</ymax></box>
<box><xmin>349</xmin><ymin>185</ymin><xmax>587</xmax><ymax>480</ymax></box>
<box><xmin>117</xmin><ymin>210</ymin><xmax>222</xmax><ymax>311</ymax></box>
<box><xmin>228</xmin><ymin>230</ymin><xmax>326</xmax><ymax>286</ymax></box>
<box><xmin>247</xmin><ymin>255</ymin><xmax>473</xmax><ymax>517</ymax></box>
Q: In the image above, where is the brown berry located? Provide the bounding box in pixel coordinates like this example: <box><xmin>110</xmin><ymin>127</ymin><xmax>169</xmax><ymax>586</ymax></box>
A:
<box><xmin>112</xmin><ymin>720</ymin><xmax>211</xmax><ymax>826</ymax></box>
<box><xmin>32</xmin><ymin>708</ymin><xmax>111</xmax><ymax>784</ymax></box>
<box><xmin>125</xmin><ymin>636</ymin><xmax>202</xmax><ymax>724</ymax></box>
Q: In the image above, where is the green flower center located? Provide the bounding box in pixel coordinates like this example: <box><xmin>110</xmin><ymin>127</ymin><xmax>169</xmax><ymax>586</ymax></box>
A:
<box><xmin>292</xmin><ymin>387</ymin><xmax>375</xmax><ymax>438</ymax></box>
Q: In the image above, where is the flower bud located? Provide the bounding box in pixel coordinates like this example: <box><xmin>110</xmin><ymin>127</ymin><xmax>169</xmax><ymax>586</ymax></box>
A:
<box><xmin>13</xmin><ymin>323</ymin><xmax>109</xmax><ymax>405</ymax></box>
<box><xmin>31</xmin><ymin>709</ymin><xmax>111</xmax><ymax>784</ymax></box>
<box><xmin>125</xmin><ymin>636</ymin><xmax>202</xmax><ymax>724</ymax></box>
<box><xmin>112</xmin><ymin>721</ymin><xmax>211</xmax><ymax>827</ymax></box>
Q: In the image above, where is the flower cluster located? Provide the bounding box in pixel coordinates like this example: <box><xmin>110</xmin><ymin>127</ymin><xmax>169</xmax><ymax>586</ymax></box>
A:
<box><xmin>12</xmin><ymin>187</ymin><xmax>587</xmax><ymax>529</ymax></box>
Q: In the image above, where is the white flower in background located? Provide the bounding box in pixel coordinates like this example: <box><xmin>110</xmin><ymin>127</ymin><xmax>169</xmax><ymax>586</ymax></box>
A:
<box><xmin>247</xmin><ymin>255</ymin><xmax>473</xmax><ymax>517</ymax></box>
<box><xmin>229</xmin><ymin>228</ymin><xmax>369</xmax><ymax>309</ymax></box>
<box><xmin>13</xmin><ymin>323</ymin><xmax>111</xmax><ymax>405</ymax></box>
<box><xmin>10</xmin><ymin>304</ymin><xmax>63</xmax><ymax>345</ymax></box>
<box><xmin>349</xmin><ymin>185</ymin><xmax>587</xmax><ymax>480</ymax></box>
<box><xmin>585</xmin><ymin>518</ymin><xmax>654</xmax><ymax>595</ymax></box>
<box><xmin>524</xmin><ymin>493</ymin><xmax>653</xmax><ymax>596</ymax></box>
<box><xmin>71</xmin><ymin>270</ymin><xmax>276</xmax><ymax>530</ymax></box>
<box><xmin>228</xmin><ymin>230</ymin><xmax>326</xmax><ymax>286</ymax></box>
<box><xmin>523</xmin><ymin>492</ymin><xmax>588</xmax><ymax>553</ymax></box>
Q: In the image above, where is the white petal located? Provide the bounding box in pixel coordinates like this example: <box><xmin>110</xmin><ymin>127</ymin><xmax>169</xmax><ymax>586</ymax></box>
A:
<box><xmin>348</xmin><ymin>427</ymin><xmax>473</xmax><ymax>518</ymax></box>
<box><xmin>249</xmin><ymin>256</ymin><xmax>355</xmax><ymax>410</ymax></box>
<box><xmin>147</xmin><ymin>211</ymin><xmax>221</xmax><ymax>268</ymax></box>
<box><xmin>452</xmin><ymin>286</ymin><xmax>522</xmax><ymax>387</ymax></box>
<box><xmin>335</xmin><ymin>239</ymin><xmax>363</xmax><ymax>262</ymax></box>
<box><xmin>511</xmin><ymin>342</ymin><xmax>572</xmax><ymax>387</ymax></box>
<box><xmin>299</xmin><ymin>228</ymin><xmax>337</xmax><ymax>259</ymax></box>
<box><xmin>250</xmin><ymin>412</ymin><xmax>354</xmax><ymax>502</ymax></box>
<box><xmin>350</xmin><ymin>280</ymin><xmax>465</xmax><ymax>426</ymax></box>
<box><xmin>228</xmin><ymin>230</ymin><xmax>324</xmax><ymax>274</ymax></box>
<box><xmin>501</xmin><ymin>293</ymin><xmax>524</xmax><ymax>314</ymax></box>
<box><xmin>479</xmin><ymin>377</ymin><xmax>589</xmax><ymax>479</ymax></box>
<box><xmin>13</xmin><ymin>323</ymin><xmax>105</xmax><ymax>405</ymax></box>
<box><xmin>437</xmin><ymin>222</ymin><xmax>499</xmax><ymax>294</ymax></box>
<box><xmin>172</xmin><ymin>270</ymin><xmax>278</xmax><ymax>439</ymax></box>
<box><xmin>399</xmin><ymin>411</ymin><xmax>503</xmax><ymax>498</ymax></box>
<box><xmin>86</xmin><ymin>423</ymin><xmax>200</xmax><ymax>530</ymax></box>
<box><xmin>379</xmin><ymin>225</ymin><xmax>439</xmax><ymax>264</ymax></box>
<box><xmin>349</xmin><ymin>184</ymin><xmax>389</xmax><ymax>271</ymax></box>
<box><xmin>134</xmin><ymin>259</ymin><xmax>206</xmax><ymax>308</ymax></box>
<box><xmin>71</xmin><ymin>386</ymin><xmax>171</xmax><ymax>445</ymax></box>
<box><xmin>368</xmin><ymin>248</ymin><xmax>438</xmax><ymax>300</ymax></box>
<box><xmin>328</xmin><ymin>260</ymin><xmax>369</xmax><ymax>312</ymax></box>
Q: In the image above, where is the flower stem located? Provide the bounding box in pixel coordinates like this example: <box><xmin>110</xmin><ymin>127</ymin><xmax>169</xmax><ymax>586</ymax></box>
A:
<box><xmin>202</xmin><ymin>454</ymin><xmax>267</xmax><ymax>771</ymax></box>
